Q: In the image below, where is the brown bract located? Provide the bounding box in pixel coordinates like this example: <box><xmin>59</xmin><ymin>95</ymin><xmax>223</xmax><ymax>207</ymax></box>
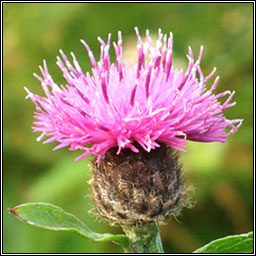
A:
<box><xmin>90</xmin><ymin>143</ymin><xmax>190</xmax><ymax>226</ymax></box>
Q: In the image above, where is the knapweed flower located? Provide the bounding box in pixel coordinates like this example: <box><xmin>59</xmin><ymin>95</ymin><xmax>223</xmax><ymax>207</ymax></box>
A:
<box><xmin>25</xmin><ymin>28</ymin><xmax>243</xmax><ymax>225</ymax></box>
<box><xmin>25</xmin><ymin>28</ymin><xmax>242</xmax><ymax>162</ymax></box>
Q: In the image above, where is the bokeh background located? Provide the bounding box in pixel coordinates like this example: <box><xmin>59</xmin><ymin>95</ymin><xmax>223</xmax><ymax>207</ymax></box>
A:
<box><xmin>3</xmin><ymin>2</ymin><xmax>253</xmax><ymax>253</ymax></box>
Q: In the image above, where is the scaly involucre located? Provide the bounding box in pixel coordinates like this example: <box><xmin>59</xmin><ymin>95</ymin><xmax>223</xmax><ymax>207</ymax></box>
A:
<box><xmin>25</xmin><ymin>28</ymin><xmax>242</xmax><ymax>161</ymax></box>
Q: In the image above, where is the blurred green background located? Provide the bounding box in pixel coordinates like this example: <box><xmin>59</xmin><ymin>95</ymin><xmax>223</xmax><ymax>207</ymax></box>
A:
<box><xmin>3</xmin><ymin>2</ymin><xmax>253</xmax><ymax>253</ymax></box>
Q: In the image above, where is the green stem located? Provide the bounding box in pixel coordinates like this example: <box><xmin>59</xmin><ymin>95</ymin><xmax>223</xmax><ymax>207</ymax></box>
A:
<box><xmin>121</xmin><ymin>223</ymin><xmax>164</xmax><ymax>253</ymax></box>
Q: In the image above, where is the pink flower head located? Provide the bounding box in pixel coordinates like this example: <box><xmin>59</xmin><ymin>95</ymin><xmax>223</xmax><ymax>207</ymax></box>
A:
<box><xmin>25</xmin><ymin>28</ymin><xmax>243</xmax><ymax>161</ymax></box>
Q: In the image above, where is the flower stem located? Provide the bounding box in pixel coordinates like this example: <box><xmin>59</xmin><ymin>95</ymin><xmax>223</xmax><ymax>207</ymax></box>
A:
<box><xmin>121</xmin><ymin>223</ymin><xmax>164</xmax><ymax>253</ymax></box>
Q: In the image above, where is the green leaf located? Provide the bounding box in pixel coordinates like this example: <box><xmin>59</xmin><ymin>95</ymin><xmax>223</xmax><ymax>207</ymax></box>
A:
<box><xmin>8</xmin><ymin>202</ymin><xmax>129</xmax><ymax>249</ymax></box>
<box><xmin>193</xmin><ymin>232</ymin><xmax>253</xmax><ymax>253</ymax></box>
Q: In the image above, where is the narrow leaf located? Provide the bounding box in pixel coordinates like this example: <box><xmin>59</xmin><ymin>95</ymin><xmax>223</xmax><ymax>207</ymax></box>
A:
<box><xmin>193</xmin><ymin>232</ymin><xmax>253</xmax><ymax>253</ymax></box>
<box><xmin>8</xmin><ymin>202</ymin><xmax>129</xmax><ymax>248</ymax></box>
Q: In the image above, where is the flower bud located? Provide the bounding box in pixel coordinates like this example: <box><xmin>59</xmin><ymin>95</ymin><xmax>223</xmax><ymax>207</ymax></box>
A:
<box><xmin>90</xmin><ymin>143</ymin><xmax>189</xmax><ymax>225</ymax></box>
